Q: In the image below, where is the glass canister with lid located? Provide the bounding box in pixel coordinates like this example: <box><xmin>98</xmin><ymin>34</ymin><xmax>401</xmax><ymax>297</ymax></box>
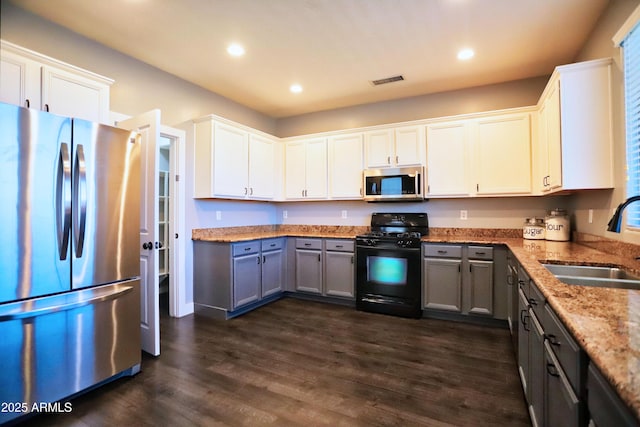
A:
<box><xmin>523</xmin><ymin>217</ymin><xmax>545</xmax><ymax>240</ymax></box>
<box><xmin>545</xmin><ymin>209</ymin><xmax>570</xmax><ymax>241</ymax></box>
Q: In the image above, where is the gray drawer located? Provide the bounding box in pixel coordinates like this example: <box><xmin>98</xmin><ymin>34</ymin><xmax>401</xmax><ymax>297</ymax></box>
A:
<box><xmin>424</xmin><ymin>244</ymin><xmax>463</xmax><ymax>258</ymax></box>
<box><xmin>325</xmin><ymin>239</ymin><xmax>354</xmax><ymax>252</ymax></box>
<box><xmin>232</xmin><ymin>241</ymin><xmax>260</xmax><ymax>256</ymax></box>
<box><xmin>261</xmin><ymin>238</ymin><xmax>284</xmax><ymax>252</ymax></box>
<box><xmin>544</xmin><ymin>304</ymin><xmax>585</xmax><ymax>395</ymax></box>
<box><xmin>468</xmin><ymin>246</ymin><xmax>493</xmax><ymax>260</ymax></box>
<box><xmin>296</xmin><ymin>238</ymin><xmax>322</xmax><ymax>250</ymax></box>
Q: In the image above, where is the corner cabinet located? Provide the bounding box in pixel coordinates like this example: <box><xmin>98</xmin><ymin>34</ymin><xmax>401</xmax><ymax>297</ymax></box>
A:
<box><xmin>285</xmin><ymin>138</ymin><xmax>328</xmax><ymax>200</ymax></box>
<box><xmin>0</xmin><ymin>40</ymin><xmax>112</xmax><ymax>123</ymax></box>
<box><xmin>536</xmin><ymin>58</ymin><xmax>614</xmax><ymax>193</ymax></box>
<box><xmin>364</xmin><ymin>125</ymin><xmax>425</xmax><ymax>168</ymax></box>
<box><xmin>426</xmin><ymin>110</ymin><xmax>532</xmax><ymax>197</ymax></box>
<box><xmin>193</xmin><ymin>117</ymin><xmax>275</xmax><ymax>200</ymax></box>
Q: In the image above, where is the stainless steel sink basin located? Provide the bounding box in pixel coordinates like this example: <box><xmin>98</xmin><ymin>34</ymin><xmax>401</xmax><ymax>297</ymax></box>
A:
<box><xmin>542</xmin><ymin>263</ymin><xmax>640</xmax><ymax>290</ymax></box>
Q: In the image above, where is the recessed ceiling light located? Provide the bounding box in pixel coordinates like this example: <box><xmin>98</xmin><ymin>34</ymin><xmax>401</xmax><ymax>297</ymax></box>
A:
<box><xmin>227</xmin><ymin>43</ymin><xmax>245</xmax><ymax>57</ymax></box>
<box><xmin>457</xmin><ymin>48</ymin><xmax>475</xmax><ymax>60</ymax></box>
<box><xmin>290</xmin><ymin>84</ymin><xmax>303</xmax><ymax>94</ymax></box>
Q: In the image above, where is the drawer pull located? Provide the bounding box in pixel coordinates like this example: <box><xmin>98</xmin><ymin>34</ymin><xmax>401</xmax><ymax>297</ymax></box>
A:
<box><xmin>520</xmin><ymin>309</ymin><xmax>529</xmax><ymax>331</ymax></box>
<box><xmin>304</xmin><ymin>243</ymin><xmax>312</xmax><ymax>247</ymax></box>
<box><xmin>475</xmin><ymin>251</ymin><xmax>486</xmax><ymax>255</ymax></box>
<box><xmin>437</xmin><ymin>250</ymin><xmax>448</xmax><ymax>254</ymax></box>
<box><xmin>546</xmin><ymin>334</ymin><xmax>561</xmax><ymax>347</ymax></box>
<box><xmin>336</xmin><ymin>245</ymin><xmax>343</xmax><ymax>248</ymax></box>
<box><xmin>528</xmin><ymin>298</ymin><xmax>538</xmax><ymax>306</ymax></box>
<box><xmin>546</xmin><ymin>363</ymin><xmax>560</xmax><ymax>377</ymax></box>
<box><xmin>244</xmin><ymin>247</ymin><xmax>251</xmax><ymax>251</ymax></box>
<box><xmin>270</xmin><ymin>243</ymin><xmax>276</xmax><ymax>247</ymax></box>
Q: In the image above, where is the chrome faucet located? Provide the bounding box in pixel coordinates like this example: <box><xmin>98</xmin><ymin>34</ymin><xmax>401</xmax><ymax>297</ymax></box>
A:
<box><xmin>607</xmin><ymin>196</ymin><xmax>640</xmax><ymax>232</ymax></box>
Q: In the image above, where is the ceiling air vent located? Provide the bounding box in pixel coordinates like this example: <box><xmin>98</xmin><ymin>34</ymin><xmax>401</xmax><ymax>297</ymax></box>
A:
<box><xmin>370</xmin><ymin>75</ymin><xmax>405</xmax><ymax>86</ymax></box>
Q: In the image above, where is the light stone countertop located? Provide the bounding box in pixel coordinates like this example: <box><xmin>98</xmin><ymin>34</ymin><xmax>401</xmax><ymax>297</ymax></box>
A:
<box><xmin>192</xmin><ymin>226</ymin><xmax>640</xmax><ymax>420</ymax></box>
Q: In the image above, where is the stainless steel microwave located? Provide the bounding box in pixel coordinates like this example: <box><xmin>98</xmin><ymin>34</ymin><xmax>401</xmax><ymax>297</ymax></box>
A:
<box><xmin>363</xmin><ymin>166</ymin><xmax>424</xmax><ymax>202</ymax></box>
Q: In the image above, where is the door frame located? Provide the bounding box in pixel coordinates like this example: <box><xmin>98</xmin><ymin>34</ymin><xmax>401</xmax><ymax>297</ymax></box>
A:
<box><xmin>160</xmin><ymin>125</ymin><xmax>191</xmax><ymax>317</ymax></box>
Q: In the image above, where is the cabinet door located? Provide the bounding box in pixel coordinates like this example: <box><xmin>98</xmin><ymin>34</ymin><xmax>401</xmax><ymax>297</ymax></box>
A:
<box><xmin>324</xmin><ymin>251</ymin><xmax>354</xmax><ymax>298</ymax></box>
<box><xmin>0</xmin><ymin>49</ymin><xmax>40</xmax><ymax>108</ymax></box>
<box><xmin>41</xmin><ymin>65</ymin><xmax>110</xmax><ymax>123</ymax></box>
<box><xmin>529</xmin><ymin>311</ymin><xmax>545</xmax><ymax>427</ymax></box>
<box><xmin>467</xmin><ymin>260</ymin><xmax>494</xmax><ymax>316</ymax></box>
<box><xmin>544</xmin><ymin>341</ymin><xmax>582</xmax><ymax>427</ymax></box>
<box><xmin>517</xmin><ymin>288</ymin><xmax>530</xmax><ymax>400</ymax></box>
<box><xmin>233</xmin><ymin>253</ymin><xmax>261</xmax><ymax>308</ymax></box>
<box><xmin>295</xmin><ymin>249</ymin><xmax>323</xmax><ymax>294</ymax></box>
<box><xmin>261</xmin><ymin>249</ymin><xmax>284</xmax><ymax>298</ymax></box>
<box><xmin>394</xmin><ymin>125</ymin><xmax>424</xmax><ymax>166</ymax></box>
<box><xmin>475</xmin><ymin>113</ymin><xmax>531</xmax><ymax>194</ymax></box>
<box><xmin>213</xmin><ymin>123</ymin><xmax>249</xmax><ymax>198</ymax></box>
<box><xmin>328</xmin><ymin>134</ymin><xmax>363</xmax><ymax>199</ymax></box>
<box><xmin>304</xmin><ymin>138</ymin><xmax>328</xmax><ymax>199</ymax></box>
<box><xmin>248</xmin><ymin>134</ymin><xmax>274</xmax><ymax>199</ymax></box>
<box><xmin>285</xmin><ymin>141</ymin><xmax>307</xmax><ymax>199</ymax></box>
<box><xmin>364</xmin><ymin>129</ymin><xmax>393</xmax><ymax>168</ymax></box>
<box><xmin>545</xmin><ymin>79</ymin><xmax>562</xmax><ymax>191</ymax></box>
<box><xmin>426</xmin><ymin>122</ymin><xmax>469</xmax><ymax>196</ymax></box>
<box><xmin>423</xmin><ymin>258</ymin><xmax>462</xmax><ymax>312</ymax></box>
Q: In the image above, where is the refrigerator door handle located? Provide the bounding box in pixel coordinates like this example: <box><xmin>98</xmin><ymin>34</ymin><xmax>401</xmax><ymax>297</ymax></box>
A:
<box><xmin>56</xmin><ymin>142</ymin><xmax>72</xmax><ymax>260</ymax></box>
<box><xmin>0</xmin><ymin>284</ymin><xmax>134</xmax><ymax>321</ymax></box>
<box><xmin>74</xmin><ymin>144</ymin><xmax>87</xmax><ymax>258</ymax></box>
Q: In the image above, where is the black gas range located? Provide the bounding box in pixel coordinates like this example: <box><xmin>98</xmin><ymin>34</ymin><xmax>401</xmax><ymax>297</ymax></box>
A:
<box><xmin>355</xmin><ymin>213</ymin><xmax>428</xmax><ymax>318</ymax></box>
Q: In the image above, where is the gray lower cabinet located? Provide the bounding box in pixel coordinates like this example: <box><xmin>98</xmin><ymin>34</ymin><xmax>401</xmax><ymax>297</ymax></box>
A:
<box><xmin>422</xmin><ymin>244</ymin><xmax>495</xmax><ymax>317</ymax></box>
<box><xmin>295</xmin><ymin>238</ymin><xmax>323</xmax><ymax>294</ymax></box>
<box><xmin>588</xmin><ymin>362</ymin><xmax>640</xmax><ymax>427</ymax></box>
<box><xmin>324</xmin><ymin>240</ymin><xmax>355</xmax><ymax>298</ymax></box>
<box><xmin>295</xmin><ymin>238</ymin><xmax>355</xmax><ymax>299</ymax></box>
<box><xmin>517</xmin><ymin>281</ymin><xmax>530</xmax><ymax>401</ymax></box>
<box><xmin>193</xmin><ymin>238</ymin><xmax>285</xmax><ymax>318</ymax></box>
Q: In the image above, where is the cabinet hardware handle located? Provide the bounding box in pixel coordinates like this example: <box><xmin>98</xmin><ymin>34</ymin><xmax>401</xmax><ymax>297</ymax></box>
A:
<box><xmin>175</xmin><ymin>233</ymin><xmax>179</xmax><ymax>239</ymax></box>
<box><xmin>270</xmin><ymin>243</ymin><xmax>276</xmax><ymax>247</ymax></box>
<box><xmin>250</xmin><ymin>188</ymin><xmax>253</xmax><ymax>195</ymax></box>
<box><xmin>44</xmin><ymin>103</ymin><xmax>49</xmax><ymax>112</ymax></box>
<box><xmin>263</xmin><ymin>256</ymin><xmax>266</xmax><ymax>264</ymax></box>
<box><xmin>507</xmin><ymin>274</ymin><xmax>514</xmax><ymax>286</ymax></box>
<box><xmin>437</xmin><ymin>250</ymin><xmax>447</xmax><ymax>254</ymax></box>
<box><xmin>458</xmin><ymin>265</ymin><xmax>461</xmax><ymax>273</ymax></box>
<box><xmin>475</xmin><ymin>252</ymin><xmax>485</xmax><ymax>255</ymax></box>
<box><xmin>302</xmin><ymin>189</ymin><xmax>305</xmax><ymax>197</ymax></box>
<box><xmin>304</xmin><ymin>243</ymin><xmax>311</xmax><ymax>247</ymax></box>
<box><xmin>427</xmin><ymin>185</ymin><xmax>430</xmax><ymax>193</ymax></box>
<box><xmin>520</xmin><ymin>309</ymin><xmax>529</xmax><ymax>331</ymax></box>
<box><xmin>25</xmin><ymin>99</ymin><xmax>30</xmax><ymax>108</ymax></box>
<box><xmin>244</xmin><ymin>187</ymin><xmax>248</xmax><ymax>195</ymax></box>
<box><xmin>245</xmin><ymin>247</ymin><xmax>251</xmax><ymax>251</ymax></box>
<box><xmin>257</xmin><ymin>256</ymin><xmax>260</xmax><ymax>264</ymax></box>
<box><xmin>336</xmin><ymin>245</ymin><xmax>343</xmax><ymax>248</ymax></box>
<box><xmin>518</xmin><ymin>280</ymin><xmax>526</xmax><ymax>288</ymax></box>
<box><xmin>351</xmin><ymin>256</ymin><xmax>354</xmax><ymax>264</ymax></box>
<box><xmin>528</xmin><ymin>298</ymin><xmax>537</xmax><ymax>306</ymax></box>
<box><xmin>546</xmin><ymin>363</ymin><xmax>560</xmax><ymax>377</ymax></box>
<box><xmin>476</xmin><ymin>183</ymin><xmax>479</xmax><ymax>192</ymax></box>
<box><xmin>360</xmin><ymin>188</ymin><xmax>363</xmax><ymax>196</ymax></box>
<box><xmin>469</xmin><ymin>264</ymin><xmax>472</xmax><ymax>272</ymax></box>
<box><xmin>387</xmin><ymin>156</ymin><xmax>390</xmax><ymax>164</ymax></box>
<box><xmin>318</xmin><ymin>254</ymin><xmax>321</xmax><ymax>262</ymax></box>
<box><xmin>395</xmin><ymin>155</ymin><xmax>399</xmax><ymax>164</ymax></box>
<box><xmin>546</xmin><ymin>334</ymin><xmax>560</xmax><ymax>346</ymax></box>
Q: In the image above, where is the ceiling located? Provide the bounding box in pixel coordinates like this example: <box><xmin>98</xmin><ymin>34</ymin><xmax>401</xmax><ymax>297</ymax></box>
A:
<box><xmin>10</xmin><ymin>0</ymin><xmax>610</xmax><ymax>118</ymax></box>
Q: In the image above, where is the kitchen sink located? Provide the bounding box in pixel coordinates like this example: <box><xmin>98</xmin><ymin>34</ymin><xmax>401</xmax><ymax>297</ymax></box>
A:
<box><xmin>542</xmin><ymin>263</ymin><xmax>640</xmax><ymax>290</ymax></box>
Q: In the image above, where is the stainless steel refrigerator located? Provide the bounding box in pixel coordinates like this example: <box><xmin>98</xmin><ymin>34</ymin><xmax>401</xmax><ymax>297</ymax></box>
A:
<box><xmin>0</xmin><ymin>102</ymin><xmax>141</xmax><ymax>424</ymax></box>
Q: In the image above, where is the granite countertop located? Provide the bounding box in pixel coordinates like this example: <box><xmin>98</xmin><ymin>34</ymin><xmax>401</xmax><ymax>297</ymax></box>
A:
<box><xmin>192</xmin><ymin>225</ymin><xmax>640</xmax><ymax>419</ymax></box>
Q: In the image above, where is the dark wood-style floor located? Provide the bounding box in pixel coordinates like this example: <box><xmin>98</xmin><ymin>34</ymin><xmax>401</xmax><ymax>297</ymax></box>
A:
<box><xmin>20</xmin><ymin>297</ymin><xmax>530</xmax><ymax>426</ymax></box>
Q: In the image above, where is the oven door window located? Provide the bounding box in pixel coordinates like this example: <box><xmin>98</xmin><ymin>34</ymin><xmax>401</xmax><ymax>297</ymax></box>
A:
<box><xmin>367</xmin><ymin>255</ymin><xmax>408</xmax><ymax>285</ymax></box>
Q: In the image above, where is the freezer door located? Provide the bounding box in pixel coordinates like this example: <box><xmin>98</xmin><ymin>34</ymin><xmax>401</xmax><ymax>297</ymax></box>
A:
<box><xmin>71</xmin><ymin>119</ymin><xmax>140</xmax><ymax>289</ymax></box>
<box><xmin>0</xmin><ymin>102</ymin><xmax>72</xmax><ymax>303</ymax></box>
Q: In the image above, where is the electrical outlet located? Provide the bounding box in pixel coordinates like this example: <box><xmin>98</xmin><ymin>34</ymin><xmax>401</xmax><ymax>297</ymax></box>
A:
<box><xmin>341</xmin><ymin>210</ymin><xmax>348</xmax><ymax>219</ymax></box>
<box><xmin>460</xmin><ymin>210</ymin><xmax>468</xmax><ymax>220</ymax></box>
<box><xmin>588</xmin><ymin>209</ymin><xmax>593</xmax><ymax>224</ymax></box>
<box><xmin>283</xmin><ymin>210</ymin><xmax>288</xmax><ymax>219</ymax></box>
<box><xmin>216</xmin><ymin>210</ymin><xmax>222</xmax><ymax>221</ymax></box>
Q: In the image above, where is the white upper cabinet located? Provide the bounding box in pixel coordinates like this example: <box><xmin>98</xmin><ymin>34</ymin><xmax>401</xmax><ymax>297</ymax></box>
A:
<box><xmin>426</xmin><ymin>121</ymin><xmax>470</xmax><ymax>196</ymax></box>
<box><xmin>475</xmin><ymin>113</ymin><xmax>532</xmax><ymax>195</ymax></box>
<box><xmin>0</xmin><ymin>41</ymin><xmax>112</xmax><ymax>123</ymax></box>
<box><xmin>536</xmin><ymin>58</ymin><xmax>613</xmax><ymax>193</ymax></box>
<box><xmin>426</xmin><ymin>110</ymin><xmax>532</xmax><ymax>197</ymax></box>
<box><xmin>364</xmin><ymin>125</ymin><xmax>424</xmax><ymax>168</ymax></box>
<box><xmin>328</xmin><ymin>133</ymin><xmax>363</xmax><ymax>199</ymax></box>
<box><xmin>248</xmin><ymin>134</ymin><xmax>275</xmax><ymax>200</ymax></box>
<box><xmin>285</xmin><ymin>138</ymin><xmax>328</xmax><ymax>200</ymax></box>
<box><xmin>193</xmin><ymin>117</ymin><xmax>275</xmax><ymax>200</ymax></box>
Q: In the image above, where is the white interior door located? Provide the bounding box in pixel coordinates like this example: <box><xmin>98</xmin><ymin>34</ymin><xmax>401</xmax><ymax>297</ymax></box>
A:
<box><xmin>118</xmin><ymin>110</ymin><xmax>161</xmax><ymax>356</ymax></box>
